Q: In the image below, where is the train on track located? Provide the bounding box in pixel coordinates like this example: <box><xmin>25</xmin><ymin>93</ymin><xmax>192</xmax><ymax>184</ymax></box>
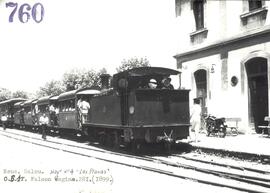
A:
<box><xmin>0</xmin><ymin>67</ymin><xmax>190</xmax><ymax>151</ymax></box>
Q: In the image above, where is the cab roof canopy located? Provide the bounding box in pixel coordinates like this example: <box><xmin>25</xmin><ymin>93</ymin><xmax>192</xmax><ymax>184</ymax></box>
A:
<box><xmin>112</xmin><ymin>67</ymin><xmax>180</xmax><ymax>90</ymax></box>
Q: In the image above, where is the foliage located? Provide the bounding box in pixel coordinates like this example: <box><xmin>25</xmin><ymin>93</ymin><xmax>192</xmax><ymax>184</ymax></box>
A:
<box><xmin>116</xmin><ymin>57</ymin><xmax>150</xmax><ymax>73</ymax></box>
<box><xmin>0</xmin><ymin>88</ymin><xmax>12</xmax><ymax>102</ymax></box>
<box><xmin>36</xmin><ymin>80</ymin><xmax>65</xmax><ymax>97</ymax></box>
<box><xmin>12</xmin><ymin>90</ymin><xmax>29</xmax><ymax>99</ymax></box>
<box><xmin>62</xmin><ymin>68</ymin><xmax>107</xmax><ymax>91</ymax></box>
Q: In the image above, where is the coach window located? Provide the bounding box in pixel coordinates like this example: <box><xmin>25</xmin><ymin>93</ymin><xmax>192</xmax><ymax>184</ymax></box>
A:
<box><xmin>193</xmin><ymin>0</ymin><xmax>205</xmax><ymax>30</ymax></box>
<box><xmin>69</xmin><ymin>100</ymin><xmax>75</xmax><ymax>111</ymax></box>
<box><xmin>25</xmin><ymin>106</ymin><xmax>31</xmax><ymax>114</ymax></box>
<box><xmin>60</xmin><ymin>102</ymin><xmax>67</xmax><ymax>112</ymax></box>
<box><xmin>39</xmin><ymin>105</ymin><xmax>48</xmax><ymax>113</ymax></box>
<box><xmin>249</xmin><ymin>0</ymin><xmax>262</xmax><ymax>11</ymax></box>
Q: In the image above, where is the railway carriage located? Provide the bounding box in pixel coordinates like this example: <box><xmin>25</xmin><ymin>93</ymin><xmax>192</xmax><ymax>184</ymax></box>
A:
<box><xmin>57</xmin><ymin>90</ymin><xmax>78</xmax><ymax>132</ymax></box>
<box><xmin>36</xmin><ymin>95</ymin><xmax>59</xmax><ymax>133</ymax></box>
<box><xmin>22</xmin><ymin>99</ymin><xmax>38</xmax><ymax>130</ymax></box>
<box><xmin>0</xmin><ymin>98</ymin><xmax>27</xmax><ymax>128</ymax></box>
<box><xmin>84</xmin><ymin>67</ymin><xmax>190</xmax><ymax>150</ymax></box>
<box><xmin>14</xmin><ymin>101</ymin><xmax>25</xmax><ymax>128</ymax></box>
<box><xmin>57</xmin><ymin>88</ymin><xmax>100</xmax><ymax>135</ymax></box>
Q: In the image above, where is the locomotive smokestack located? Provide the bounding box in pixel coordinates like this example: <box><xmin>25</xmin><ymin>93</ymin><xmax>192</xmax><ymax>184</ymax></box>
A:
<box><xmin>100</xmin><ymin>74</ymin><xmax>111</xmax><ymax>89</ymax></box>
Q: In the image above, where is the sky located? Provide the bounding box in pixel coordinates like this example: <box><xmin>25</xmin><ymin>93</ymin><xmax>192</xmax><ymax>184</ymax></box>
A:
<box><xmin>0</xmin><ymin>0</ymin><xmax>178</xmax><ymax>93</ymax></box>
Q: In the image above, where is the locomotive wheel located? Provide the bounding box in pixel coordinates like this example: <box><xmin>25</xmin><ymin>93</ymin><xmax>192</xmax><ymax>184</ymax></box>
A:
<box><xmin>113</xmin><ymin>131</ymin><xmax>120</xmax><ymax>150</ymax></box>
<box><xmin>131</xmin><ymin>140</ymin><xmax>141</xmax><ymax>154</ymax></box>
<box><xmin>164</xmin><ymin>141</ymin><xmax>172</xmax><ymax>153</ymax></box>
<box><xmin>99</xmin><ymin>133</ymin><xmax>106</xmax><ymax>146</ymax></box>
<box><xmin>105</xmin><ymin>133</ymin><xmax>113</xmax><ymax>147</ymax></box>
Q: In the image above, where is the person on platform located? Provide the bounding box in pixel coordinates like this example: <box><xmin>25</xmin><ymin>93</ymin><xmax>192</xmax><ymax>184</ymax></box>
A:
<box><xmin>190</xmin><ymin>98</ymin><xmax>201</xmax><ymax>143</ymax></box>
<box><xmin>1</xmin><ymin>113</ymin><xmax>7</xmax><ymax>130</ymax></box>
<box><xmin>39</xmin><ymin>113</ymin><xmax>49</xmax><ymax>140</ymax></box>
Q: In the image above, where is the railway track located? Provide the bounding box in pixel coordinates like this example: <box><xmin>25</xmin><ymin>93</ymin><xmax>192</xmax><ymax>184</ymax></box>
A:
<box><xmin>0</xmin><ymin>129</ymin><xmax>269</xmax><ymax>193</ymax></box>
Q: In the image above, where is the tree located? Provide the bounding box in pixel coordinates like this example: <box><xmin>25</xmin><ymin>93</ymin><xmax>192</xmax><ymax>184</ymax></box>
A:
<box><xmin>0</xmin><ymin>88</ymin><xmax>12</xmax><ymax>102</ymax></box>
<box><xmin>62</xmin><ymin>68</ymin><xmax>107</xmax><ymax>91</ymax></box>
<box><xmin>62</xmin><ymin>68</ymin><xmax>83</xmax><ymax>91</ymax></box>
<box><xmin>12</xmin><ymin>90</ymin><xmax>29</xmax><ymax>99</ymax></box>
<box><xmin>116</xmin><ymin>57</ymin><xmax>150</xmax><ymax>73</ymax></box>
<box><xmin>37</xmin><ymin>80</ymin><xmax>65</xmax><ymax>97</ymax></box>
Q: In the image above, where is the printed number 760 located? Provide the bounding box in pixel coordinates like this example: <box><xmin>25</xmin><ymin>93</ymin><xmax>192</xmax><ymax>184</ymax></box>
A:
<box><xmin>6</xmin><ymin>2</ymin><xmax>44</xmax><ymax>23</ymax></box>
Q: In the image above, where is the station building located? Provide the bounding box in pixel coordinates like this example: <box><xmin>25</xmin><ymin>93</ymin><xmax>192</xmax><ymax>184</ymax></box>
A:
<box><xmin>174</xmin><ymin>0</ymin><xmax>270</xmax><ymax>133</ymax></box>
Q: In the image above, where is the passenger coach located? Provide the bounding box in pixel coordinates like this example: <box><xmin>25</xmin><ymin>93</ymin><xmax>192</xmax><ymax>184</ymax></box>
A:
<box><xmin>0</xmin><ymin>98</ymin><xmax>27</xmax><ymax>128</ymax></box>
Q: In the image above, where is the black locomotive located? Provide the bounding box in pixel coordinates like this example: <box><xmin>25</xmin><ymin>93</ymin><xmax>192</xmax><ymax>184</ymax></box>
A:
<box><xmin>0</xmin><ymin>67</ymin><xmax>191</xmax><ymax>151</ymax></box>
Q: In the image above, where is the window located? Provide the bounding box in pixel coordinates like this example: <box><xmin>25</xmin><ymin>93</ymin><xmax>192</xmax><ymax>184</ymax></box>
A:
<box><xmin>193</xmin><ymin>0</ymin><xmax>204</xmax><ymax>30</ymax></box>
<box><xmin>175</xmin><ymin>0</ymin><xmax>181</xmax><ymax>17</ymax></box>
<box><xmin>249</xmin><ymin>0</ymin><xmax>262</xmax><ymax>11</ymax></box>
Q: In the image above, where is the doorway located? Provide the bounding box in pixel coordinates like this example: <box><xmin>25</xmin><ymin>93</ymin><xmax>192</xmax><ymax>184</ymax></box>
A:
<box><xmin>194</xmin><ymin>69</ymin><xmax>207</xmax><ymax>115</ymax></box>
<box><xmin>245</xmin><ymin>57</ymin><xmax>268</xmax><ymax>133</ymax></box>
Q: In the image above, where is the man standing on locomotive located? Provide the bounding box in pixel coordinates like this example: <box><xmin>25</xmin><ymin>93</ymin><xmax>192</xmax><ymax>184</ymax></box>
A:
<box><xmin>161</xmin><ymin>77</ymin><xmax>174</xmax><ymax>89</ymax></box>
<box><xmin>78</xmin><ymin>97</ymin><xmax>90</xmax><ymax>124</ymax></box>
<box><xmin>190</xmin><ymin>98</ymin><xmax>201</xmax><ymax>143</ymax></box>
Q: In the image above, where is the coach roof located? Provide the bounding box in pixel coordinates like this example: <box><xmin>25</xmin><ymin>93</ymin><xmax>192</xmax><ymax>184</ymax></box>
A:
<box><xmin>0</xmin><ymin>98</ymin><xmax>27</xmax><ymax>105</ymax></box>
<box><xmin>58</xmin><ymin>90</ymin><xmax>77</xmax><ymax>102</ymax></box>
<box><xmin>76</xmin><ymin>88</ymin><xmax>100</xmax><ymax>95</ymax></box>
<box><xmin>23</xmin><ymin>99</ymin><xmax>38</xmax><ymax>107</ymax></box>
<box><xmin>37</xmin><ymin>95</ymin><xmax>58</xmax><ymax>105</ymax></box>
<box><xmin>14</xmin><ymin>101</ymin><xmax>25</xmax><ymax>108</ymax></box>
<box><xmin>58</xmin><ymin>88</ymin><xmax>101</xmax><ymax>102</ymax></box>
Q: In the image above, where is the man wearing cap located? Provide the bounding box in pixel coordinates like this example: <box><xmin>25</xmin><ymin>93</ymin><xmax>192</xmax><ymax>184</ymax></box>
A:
<box><xmin>162</xmin><ymin>77</ymin><xmax>174</xmax><ymax>90</ymax></box>
<box><xmin>148</xmin><ymin>79</ymin><xmax>157</xmax><ymax>89</ymax></box>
